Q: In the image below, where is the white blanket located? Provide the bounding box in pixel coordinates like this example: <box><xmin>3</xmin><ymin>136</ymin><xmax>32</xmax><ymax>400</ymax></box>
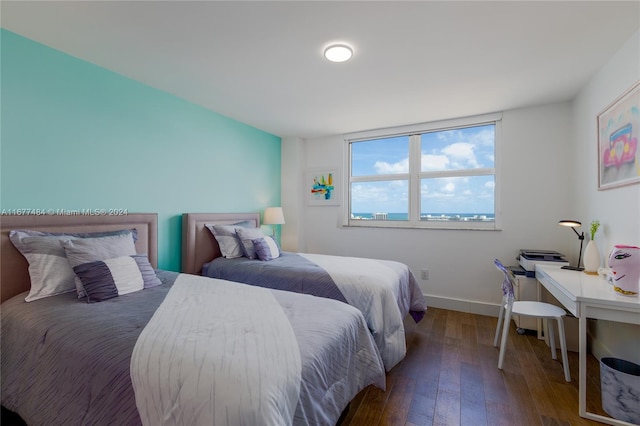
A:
<box><xmin>130</xmin><ymin>273</ymin><xmax>302</xmax><ymax>426</ymax></box>
<box><xmin>299</xmin><ymin>253</ymin><xmax>425</xmax><ymax>371</ymax></box>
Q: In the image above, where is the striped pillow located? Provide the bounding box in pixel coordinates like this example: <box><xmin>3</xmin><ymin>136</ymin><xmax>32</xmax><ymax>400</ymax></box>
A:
<box><xmin>252</xmin><ymin>236</ymin><xmax>280</xmax><ymax>261</ymax></box>
<box><xmin>205</xmin><ymin>221</ymin><xmax>254</xmax><ymax>258</ymax></box>
<box><xmin>61</xmin><ymin>232</ymin><xmax>138</xmax><ymax>298</ymax></box>
<box><xmin>9</xmin><ymin>228</ymin><xmax>137</xmax><ymax>302</ymax></box>
<box><xmin>72</xmin><ymin>255</ymin><xmax>161</xmax><ymax>303</ymax></box>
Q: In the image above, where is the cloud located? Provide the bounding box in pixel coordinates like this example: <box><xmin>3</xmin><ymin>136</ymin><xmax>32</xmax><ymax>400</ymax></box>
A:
<box><xmin>374</xmin><ymin>158</ymin><xmax>409</xmax><ymax>174</ymax></box>
<box><xmin>442</xmin><ymin>182</ymin><xmax>456</xmax><ymax>192</ymax></box>
<box><xmin>441</xmin><ymin>142</ymin><xmax>479</xmax><ymax>168</ymax></box>
<box><xmin>351</xmin><ymin>181</ymin><xmax>408</xmax><ymax>211</ymax></box>
<box><xmin>421</xmin><ymin>154</ymin><xmax>449</xmax><ymax>170</ymax></box>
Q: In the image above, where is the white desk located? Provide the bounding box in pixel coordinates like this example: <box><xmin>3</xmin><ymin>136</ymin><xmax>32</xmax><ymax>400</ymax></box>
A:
<box><xmin>536</xmin><ymin>264</ymin><xmax>640</xmax><ymax>426</ymax></box>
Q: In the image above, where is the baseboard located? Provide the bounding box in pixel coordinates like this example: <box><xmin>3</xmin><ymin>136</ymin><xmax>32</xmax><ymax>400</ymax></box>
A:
<box><xmin>424</xmin><ymin>294</ymin><xmax>499</xmax><ymax>317</ymax></box>
<box><xmin>423</xmin><ymin>296</ymin><xmax>618</xmax><ymax>362</ymax></box>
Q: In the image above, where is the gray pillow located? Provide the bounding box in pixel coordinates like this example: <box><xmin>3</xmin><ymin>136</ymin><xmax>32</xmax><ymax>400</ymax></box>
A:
<box><xmin>9</xmin><ymin>228</ymin><xmax>137</xmax><ymax>302</ymax></box>
<box><xmin>252</xmin><ymin>236</ymin><xmax>280</xmax><ymax>261</ymax></box>
<box><xmin>205</xmin><ymin>221</ymin><xmax>255</xmax><ymax>258</ymax></box>
<box><xmin>236</xmin><ymin>227</ymin><xmax>266</xmax><ymax>259</ymax></box>
<box><xmin>61</xmin><ymin>233</ymin><xmax>138</xmax><ymax>298</ymax></box>
<box><xmin>72</xmin><ymin>254</ymin><xmax>161</xmax><ymax>303</ymax></box>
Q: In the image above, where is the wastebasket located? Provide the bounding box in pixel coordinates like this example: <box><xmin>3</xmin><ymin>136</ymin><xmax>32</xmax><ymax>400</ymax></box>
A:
<box><xmin>600</xmin><ymin>357</ymin><xmax>640</xmax><ymax>424</ymax></box>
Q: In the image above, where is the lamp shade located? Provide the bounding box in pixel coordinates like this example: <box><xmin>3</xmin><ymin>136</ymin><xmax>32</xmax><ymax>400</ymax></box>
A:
<box><xmin>558</xmin><ymin>220</ymin><xmax>582</xmax><ymax>228</ymax></box>
<box><xmin>263</xmin><ymin>207</ymin><xmax>285</xmax><ymax>225</ymax></box>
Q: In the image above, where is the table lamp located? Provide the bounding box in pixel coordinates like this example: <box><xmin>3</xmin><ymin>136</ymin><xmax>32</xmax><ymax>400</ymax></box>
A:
<box><xmin>263</xmin><ymin>207</ymin><xmax>285</xmax><ymax>237</ymax></box>
<box><xmin>558</xmin><ymin>220</ymin><xmax>585</xmax><ymax>271</ymax></box>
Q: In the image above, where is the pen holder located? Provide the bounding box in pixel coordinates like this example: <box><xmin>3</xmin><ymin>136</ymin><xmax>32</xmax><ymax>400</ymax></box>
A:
<box><xmin>608</xmin><ymin>245</ymin><xmax>640</xmax><ymax>296</ymax></box>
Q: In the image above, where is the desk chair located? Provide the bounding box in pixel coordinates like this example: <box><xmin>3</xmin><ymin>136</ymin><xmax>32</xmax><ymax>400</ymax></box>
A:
<box><xmin>493</xmin><ymin>259</ymin><xmax>571</xmax><ymax>382</ymax></box>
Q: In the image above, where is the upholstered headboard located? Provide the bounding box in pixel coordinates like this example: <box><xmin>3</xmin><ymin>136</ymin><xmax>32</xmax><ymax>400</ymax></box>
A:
<box><xmin>0</xmin><ymin>213</ymin><xmax>158</xmax><ymax>303</ymax></box>
<box><xmin>181</xmin><ymin>213</ymin><xmax>260</xmax><ymax>275</ymax></box>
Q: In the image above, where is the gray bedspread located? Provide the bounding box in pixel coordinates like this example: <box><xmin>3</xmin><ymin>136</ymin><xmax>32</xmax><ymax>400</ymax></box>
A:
<box><xmin>1</xmin><ymin>270</ymin><xmax>178</xmax><ymax>426</ymax></box>
<box><xmin>203</xmin><ymin>252</ymin><xmax>348</xmax><ymax>303</ymax></box>
<box><xmin>1</xmin><ymin>270</ymin><xmax>384</xmax><ymax>426</ymax></box>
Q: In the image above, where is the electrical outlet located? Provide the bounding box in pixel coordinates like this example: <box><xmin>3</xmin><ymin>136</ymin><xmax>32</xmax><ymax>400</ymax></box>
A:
<box><xmin>421</xmin><ymin>269</ymin><xmax>429</xmax><ymax>280</ymax></box>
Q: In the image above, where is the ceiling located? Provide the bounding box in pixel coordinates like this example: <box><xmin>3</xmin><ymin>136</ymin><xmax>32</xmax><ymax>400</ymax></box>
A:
<box><xmin>2</xmin><ymin>1</ymin><xmax>639</xmax><ymax>139</ymax></box>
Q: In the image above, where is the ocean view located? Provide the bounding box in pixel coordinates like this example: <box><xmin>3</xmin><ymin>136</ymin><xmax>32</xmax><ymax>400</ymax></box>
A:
<box><xmin>352</xmin><ymin>212</ymin><xmax>495</xmax><ymax>221</ymax></box>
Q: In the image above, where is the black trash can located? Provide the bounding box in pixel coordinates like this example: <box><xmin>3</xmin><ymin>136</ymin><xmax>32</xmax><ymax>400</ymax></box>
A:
<box><xmin>600</xmin><ymin>357</ymin><xmax>640</xmax><ymax>424</ymax></box>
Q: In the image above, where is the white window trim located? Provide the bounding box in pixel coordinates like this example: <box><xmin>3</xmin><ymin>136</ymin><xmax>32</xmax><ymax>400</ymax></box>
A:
<box><xmin>342</xmin><ymin>113</ymin><xmax>503</xmax><ymax>230</ymax></box>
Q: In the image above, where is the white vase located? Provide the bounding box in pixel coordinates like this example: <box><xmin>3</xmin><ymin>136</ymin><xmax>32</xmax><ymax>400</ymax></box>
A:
<box><xmin>583</xmin><ymin>240</ymin><xmax>600</xmax><ymax>273</ymax></box>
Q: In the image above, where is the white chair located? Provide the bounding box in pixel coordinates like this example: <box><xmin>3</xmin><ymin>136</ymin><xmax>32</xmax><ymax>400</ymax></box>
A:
<box><xmin>493</xmin><ymin>259</ymin><xmax>571</xmax><ymax>382</ymax></box>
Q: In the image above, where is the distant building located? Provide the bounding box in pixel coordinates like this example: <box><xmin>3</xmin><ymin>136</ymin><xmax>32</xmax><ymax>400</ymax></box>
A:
<box><xmin>373</xmin><ymin>212</ymin><xmax>388</xmax><ymax>220</ymax></box>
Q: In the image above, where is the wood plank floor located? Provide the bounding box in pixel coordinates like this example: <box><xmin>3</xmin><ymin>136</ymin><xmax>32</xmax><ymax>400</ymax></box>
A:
<box><xmin>340</xmin><ymin>307</ymin><xmax>608</xmax><ymax>426</ymax></box>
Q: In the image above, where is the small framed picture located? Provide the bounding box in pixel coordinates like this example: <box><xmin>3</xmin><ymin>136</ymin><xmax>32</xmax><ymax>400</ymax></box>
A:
<box><xmin>307</xmin><ymin>168</ymin><xmax>339</xmax><ymax>206</ymax></box>
<box><xmin>597</xmin><ymin>81</ymin><xmax>640</xmax><ymax>190</ymax></box>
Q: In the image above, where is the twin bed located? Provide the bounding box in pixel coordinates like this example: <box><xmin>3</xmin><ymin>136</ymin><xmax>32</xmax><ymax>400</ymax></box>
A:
<box><xmin>181</xmin><ymin>212</ymin><xmax>428</xmax><ymax>372</ymax></box>
<box><xmin>1</xmin><ymin>213</ymin><xmax>386</xmax><ymax>426</ymax></box>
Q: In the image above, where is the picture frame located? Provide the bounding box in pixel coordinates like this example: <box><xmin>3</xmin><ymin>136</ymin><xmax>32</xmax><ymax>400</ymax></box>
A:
<box><xmin>597</xmin><ymin>81</ymin><xmax>640</xmax><ymax>190</ymax></box>
<box><xmin>307</xmin><ymin>168</ymin><xmax>339</xmax><ymax>206</ymax></box>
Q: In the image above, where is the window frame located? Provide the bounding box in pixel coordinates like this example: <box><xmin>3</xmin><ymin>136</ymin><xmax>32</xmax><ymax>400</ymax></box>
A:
<box><xmin>342</xmin><ymin>113</ymin><xmax>502</xmax><ymax>230</ymax></box>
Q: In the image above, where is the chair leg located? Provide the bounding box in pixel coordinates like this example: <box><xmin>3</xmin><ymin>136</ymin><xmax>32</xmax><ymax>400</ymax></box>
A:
<box><xmin>497</xmin><ymin>307</ymin><xmax>512</xmax><ymax>370</ymax></box>
<box><xmin>494</xmin><ymin>303</ymin><xmax>504</xmax><ymax>347</ymax></box>
<box><xmin>556</xmin><ymin>317</ymin><xmax>571</xmax><ymax>382</ymax></box>
<box><xmin>547</xmin><ymin>318</ymin><xmax>557</xmax><ymax>360</ymax></box>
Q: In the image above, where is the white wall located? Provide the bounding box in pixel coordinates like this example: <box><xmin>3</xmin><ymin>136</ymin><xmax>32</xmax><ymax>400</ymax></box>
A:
<box><xmin>282</xmin><ymin>102</ymin><xmax>576</xmax><ymax>316</ymax></box>
<box><xmin>281</xmin><ymin>29</ymin><xmax>639</xmax><ymax>362</ymax></box>
<box><xmin>571</xmin><ymin>29</ymin><xmax>640</xmax><ymax>364</ymax></box>
<box><xmin>573</xmin><ymin>29</ymin><xmax>640</xmax><ymax>262</ymax></box>
<box><xmin>281</xmin><ymin>137</ymin><xmax>305</xmax><ymax>252</ymax></box>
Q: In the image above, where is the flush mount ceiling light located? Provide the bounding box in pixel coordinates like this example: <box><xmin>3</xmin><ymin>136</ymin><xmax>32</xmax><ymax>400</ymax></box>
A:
<box><xmin>323</xmin><ymin>43</ymin><xmax>353</xmax><ymax>63</ymax></box>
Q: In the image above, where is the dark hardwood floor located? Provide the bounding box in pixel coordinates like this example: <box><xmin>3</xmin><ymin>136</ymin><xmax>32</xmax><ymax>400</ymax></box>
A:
<box><xmin>340</xmin><ymin>307</ymin><xmax>607</xmax><ymax>426</ymax></box>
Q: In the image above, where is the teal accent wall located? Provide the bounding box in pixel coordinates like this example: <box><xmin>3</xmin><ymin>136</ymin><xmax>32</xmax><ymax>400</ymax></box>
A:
<box><xmin>0</xmin><ymin>30</ymin><xmax>281</xmax><ymax>271</ymax></box>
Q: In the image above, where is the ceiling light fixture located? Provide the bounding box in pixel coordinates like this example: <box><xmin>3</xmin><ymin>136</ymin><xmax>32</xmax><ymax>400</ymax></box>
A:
<box><xmin>324</xmin><ymin>43</ymin><xmax>353</xmax><ymax>63</ymax></box>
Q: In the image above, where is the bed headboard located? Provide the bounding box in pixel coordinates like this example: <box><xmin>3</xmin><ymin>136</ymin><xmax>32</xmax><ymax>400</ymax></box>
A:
<box><xmin>0</xmin><ymin>213</ymin><xmax>158</xmax><ymax>303</ymax></box>
<box><xmin>181</xmin><ymin>213</ymin><xmax>260</xmax><ymax>275</ymax></box>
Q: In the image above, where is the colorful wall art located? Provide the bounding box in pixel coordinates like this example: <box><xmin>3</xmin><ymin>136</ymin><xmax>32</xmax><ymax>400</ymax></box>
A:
<box><xmin>597</xmin><ymin>81</ymin><xmax>640</xmax><ymax>190</ymax></box>
<box><xmin>308</xmin><ymin>169</ymin><xmax>339</xmax><ymax>206</ymax></box>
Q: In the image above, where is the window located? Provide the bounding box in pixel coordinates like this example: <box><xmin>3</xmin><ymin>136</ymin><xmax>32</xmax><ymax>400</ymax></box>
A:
<box><xmin>344</xmin><ymin>113</ymin><xmax>501</xmax><ymax>230</ymax></box>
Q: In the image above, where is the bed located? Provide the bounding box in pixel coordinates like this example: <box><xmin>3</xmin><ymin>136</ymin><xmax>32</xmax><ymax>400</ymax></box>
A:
<box><xmin>181</xmin><ymin>212</ymin><xmax>428</xmax><ymax>371</ymax></box>
<box><xmin>1</xmin><ymin>213</ymin><xmax>385</xmax><ymax>426</ymax></box>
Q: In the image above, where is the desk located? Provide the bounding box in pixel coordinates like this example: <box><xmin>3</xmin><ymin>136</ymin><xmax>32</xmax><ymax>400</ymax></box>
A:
<box><xmin>536</xmin><ymin>264</ymin><xmax>640</xmax><ymax>426</ymax></box>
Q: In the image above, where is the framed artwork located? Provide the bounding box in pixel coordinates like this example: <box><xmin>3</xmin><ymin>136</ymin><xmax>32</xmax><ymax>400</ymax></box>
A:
<box><xmin>307</xmin><ymin>168</ymin><xmax>339</xmax><ymax>206</ymax></box>
<box><xmin>597</xmin><ymin>81</ymin><xmax>640</xmax><ymax>190</ymax></box>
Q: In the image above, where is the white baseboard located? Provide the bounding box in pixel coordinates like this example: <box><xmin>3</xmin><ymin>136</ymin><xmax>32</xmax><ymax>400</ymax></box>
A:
<box><xmin>424</xmin><ymin>295</ymin><xmax>617</xmax><ymax>364</ymax></box>
<box><xmin>424</xmin><ymin>294</ymin><xmax>499</xmax><ymax>317</ymax></box>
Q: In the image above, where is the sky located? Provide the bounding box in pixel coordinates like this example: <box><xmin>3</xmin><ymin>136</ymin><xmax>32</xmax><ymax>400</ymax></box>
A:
<box><xmin>351</xmin><ymin>124</ymin><xmax>495</xmax><ymax>215</ymax></box>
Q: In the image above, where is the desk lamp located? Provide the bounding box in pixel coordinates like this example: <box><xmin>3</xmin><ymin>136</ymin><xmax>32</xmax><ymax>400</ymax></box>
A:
<box><xmin>263</xmin><ymin>207</ymin><xmax>285</xmax><ymax>237</ymax></box>
<box><xmin>558</xmin><ymin>220</ymin><xmax>584</xmax><ymax>271</ymax></box>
